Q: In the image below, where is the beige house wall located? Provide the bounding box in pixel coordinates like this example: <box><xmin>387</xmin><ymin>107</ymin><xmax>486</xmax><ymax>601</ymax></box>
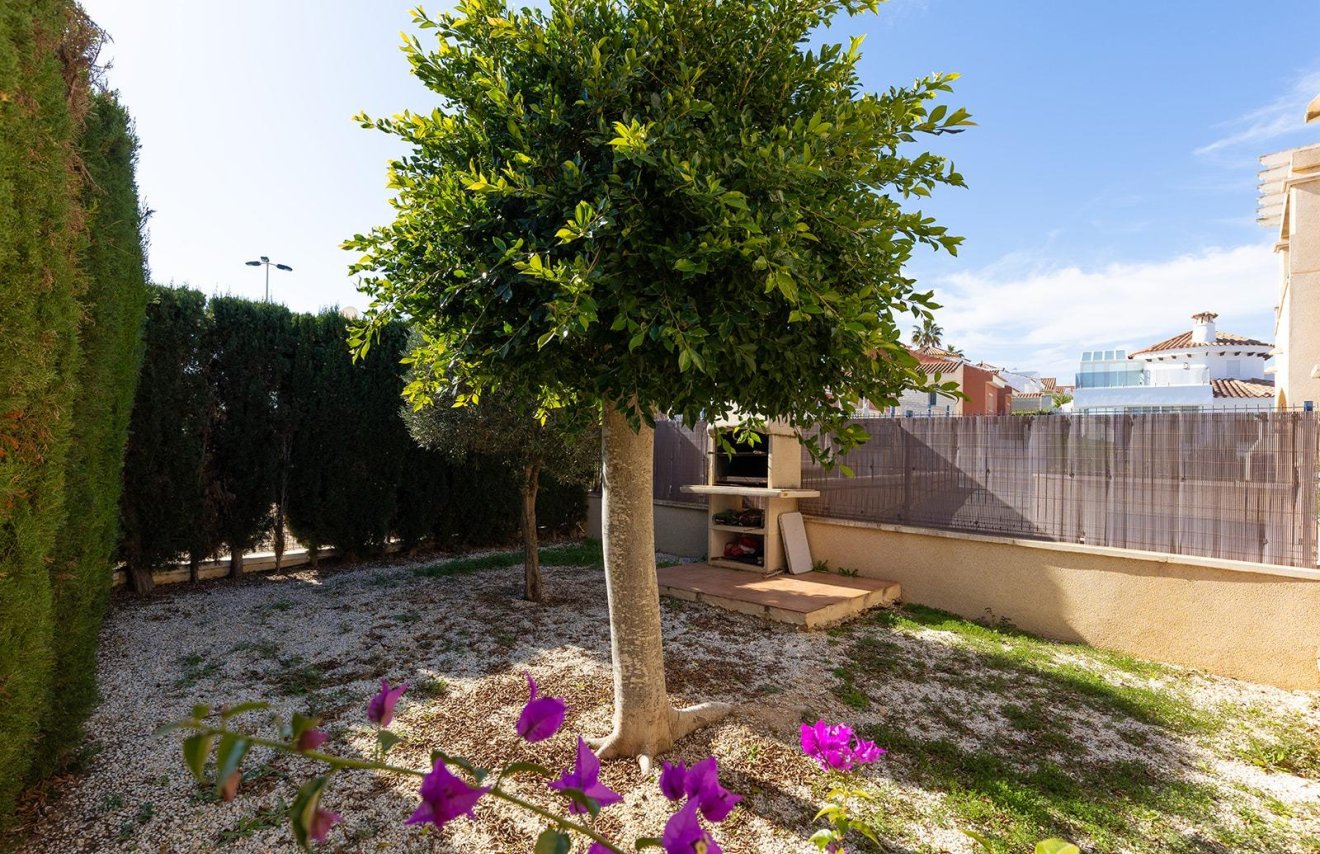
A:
<box><xmin>587</xmin><ymin>494</ymin><xmax>707</xmax><ymax>558</ymax></box>
<box><xmin>1280</xmin><ymin>173</ymin><xmax>1320</xmax><ymax>408</ymax></box>
<box><xmin>803</xmin><ymin>516</ymin><xmax>1320</xmax><ymax>690</ymax></box>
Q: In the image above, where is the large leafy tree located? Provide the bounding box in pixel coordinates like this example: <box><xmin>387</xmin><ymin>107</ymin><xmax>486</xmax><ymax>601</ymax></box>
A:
<box><xmin>349</xmin><ymin>0</ymin><xmax>970</xmax><ymax>763</ymax></box>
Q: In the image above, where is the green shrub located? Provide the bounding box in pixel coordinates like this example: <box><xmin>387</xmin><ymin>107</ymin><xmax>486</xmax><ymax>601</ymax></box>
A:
<box><xmin>0</xmin><ymin>0</ymin><xmax>96</xmax><ymax>820</ymax></box>
<box><xmin>118</xmin><ymin>285</ymin><xmax>219</xmax><ymax>587</ymax></box>
<box><xmin>38</xmin><ymin>91</ymin><xmax>150</xmax><ymax>774</ymax></box>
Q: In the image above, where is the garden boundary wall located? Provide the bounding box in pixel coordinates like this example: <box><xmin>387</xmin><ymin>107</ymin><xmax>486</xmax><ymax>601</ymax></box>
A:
<box><xmin>587</xmin><ymin>502</ymin><xmax>1320</xmax><ymax>689</ymax></box>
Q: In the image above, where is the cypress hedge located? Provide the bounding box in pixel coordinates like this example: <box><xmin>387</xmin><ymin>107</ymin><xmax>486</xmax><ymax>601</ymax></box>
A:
<box><xmin>118</xmin><ymin>297</ymin><xmax>590</xmax><ymax>580</ymax></box>
<box><xmin>36</xmin><ymin>91</ymin><xmax>151</xmax><ymax>774</ymax></box>
<box><xmin>119</xmin><ymin>286</ymin><xmax>218</xmax><ymax>591</ymax></box>
<box><xmin>0</xmin><ymin>0</ymin><xmax>96</xmax><ymax>819</ymax></box>
<box><xmin>207</xmin><ymin>297</ymin><xmax>294</xmax><ymax>577</ymax></box>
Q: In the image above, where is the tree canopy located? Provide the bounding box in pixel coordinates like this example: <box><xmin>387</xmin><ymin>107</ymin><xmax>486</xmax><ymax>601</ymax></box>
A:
<box><xmin>347</xmin><ymin>0</ymin><xmax>970</xmax><ymax>451</ymax></box>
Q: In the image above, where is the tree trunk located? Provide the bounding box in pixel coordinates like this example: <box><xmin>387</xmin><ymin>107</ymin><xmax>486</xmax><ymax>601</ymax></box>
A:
<box><xmin>274</xmin><ymin>505</ymin><xmax>285</xmax><ymax>573</ymax></box>
<box><xmin>592</xmin><ymin>404</ymin><xmax>729</xmax><ymax>768</ymax></box>
<box><xmin>228</xmin><ymin>546</ymin><xmax>243</xmax><ymax>579</ymax></box>
<box><xmin>188</xmin><ymin>551</ymin><xmax>199</xmax><ymax>584</ymax></box>
<box><xmin>127</xmin><ymin>562</ymin><xmax>155</xmax><ymax>595</ymax></box>
<box><xmin>521</xmin><ymin>460</ymin><xmax>542</xmax><ymax>602</ymax></box>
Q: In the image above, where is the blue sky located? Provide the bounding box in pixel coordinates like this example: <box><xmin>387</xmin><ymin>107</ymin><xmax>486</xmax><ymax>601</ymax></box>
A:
<box><xmin>83</xmin><ymin>0</ymin><xmax>1320</xmax><ymax>379</ymax></box>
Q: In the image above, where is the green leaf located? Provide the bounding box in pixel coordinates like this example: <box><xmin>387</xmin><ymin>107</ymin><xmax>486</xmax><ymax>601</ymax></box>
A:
<box><xmin>808</xmin><ymin>828</ymin><xmax>836</xmax><ymax>849</ymax></box>
<box><xmin>212</xmin><ymin>733</ymin><xmax>250</xmax><ymax>795</ymax></box>
<box><xmin>673</xmin><ymin>258</ymin><xmax>698</xmax><ymax>273</ymax></box>
<box><xmin>191</xmin><ymin>704</ymin><xmax>211</xmax><ymax>720</ymax></box>
<box><xmin>289</xmin><ymin>775</ymin><xmax>330</xmax><ymax>853</ymax></box>
<box><xmin>534</xmin><ymin>828</ymin><xmax>571</xmax><ymax>854</ymax></box>
<box><xmin>285</xmin><ymin>711</ymin><xmax>320</xmax><ymax>743</ymax></box>
<box><xmin>377</xmin><ymin>729</ymin><xmax>403</xmax><ymax>755</ymax></box>
<box><xmin>635</xmin><ymin>839</ymin><xmax>663</xmax><ymax>850</ymax></box>
<box><xmin>962</xmin><ymin>830</ymin><xmax>994</xmax><ymax>851</ymax></box>
<box><xmin>502</xmin><ymin>761</ymin><xmax>552</xmax><ymax>778</ymax></box>
<box><xmin>221</xmin><ymin>701</ymin><xmax>269</xmax><ymax>720</ymax></box>
<box><xmin>1036</xmin><ymin>841</ymin><xmax>1081</xmax><ymax>854</ymax></box>
<box><xmin>182</xmin><ymin>733</ymin><xmax>214</xmax><ymax>783</ymax></box>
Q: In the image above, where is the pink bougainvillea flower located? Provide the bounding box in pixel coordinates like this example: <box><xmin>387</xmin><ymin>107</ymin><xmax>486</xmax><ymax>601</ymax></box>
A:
<box><xmin>309</xmin><ymin>807</ymin><xmax>341</xmax><ymax>843</ymax></box>
<box><xmin>406</xmin><ymin>759</ymin><xmax>491</xmax><ymax>829</ymax></box>
<box><xmin>659</xmin><ymin>760</ymin><xmax>687</xmax><ymax>802</ymax></box>
<box><xmin>515</xmin><ymin>672</ymin><xmax>566</xmax><ymax>743</ymax></box>
<box><xmin>549</xmin><ymin>737</ymin><xmax>623</xmax><ymax>815</ymax></box>
<box><xmin>850</xmin><ymin>736</ymin><xmax>886</xmax><ymax>765</ymax></box>
<box><xmin>367</xmin><ymin>679</ymin><xmax>408</xmax><ymax>727</ymax></box>
<box><xmin>587</xmin><ymin>845</ymin><xmax>614</xmax><ymax>854</ymax></box>
<box><xmin>800</xmin><ymin>720</ymin><xmax>855</xmax><ymax>770</ymax></box>
<box><xmin>661</xmin><ymin>800</ymin><xmax>722</xmax><ymax>854</ymax></box>
<box><xmin>682</xmin><ymin>756</ymin><xmax>741</xmax><ymax>822</ymax></box>
<box><xmin>296</xmin><ymin>728</ymin><xmax>328</xmax><ymax>752</ymax></box>
<box><xmin>800</xmin><ymin>720</ymin><xmax>885</xmax><ymax>771</ymax></box>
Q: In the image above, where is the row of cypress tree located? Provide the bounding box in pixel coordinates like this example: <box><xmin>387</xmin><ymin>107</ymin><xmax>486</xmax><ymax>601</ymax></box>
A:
<box><xmin>118</xmin><ymin>289</ymin><xmax>588</xmax><ymax>593</ymax></box>
<box><xmin>0</xmin><ymin>3</ymin><xmax>152</xmax><ymax>820</ymax></box>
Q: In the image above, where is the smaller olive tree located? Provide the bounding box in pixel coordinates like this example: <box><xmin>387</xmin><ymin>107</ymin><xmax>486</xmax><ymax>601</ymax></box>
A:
<box><xmin>403</xmin><ymin>376</ymin><xmax>597</xmax><ymax>602</ymax></box>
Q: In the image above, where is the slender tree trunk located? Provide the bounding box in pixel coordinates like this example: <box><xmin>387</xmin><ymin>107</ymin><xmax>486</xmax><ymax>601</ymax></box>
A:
<box><xmin>188</xmin><ymin>551</ymin><xmax>199</xmax><ymax>584</ymax></box>
<box><xmin>127</xmin><ymin>562</ymin><xmax>154</xmax><ymax>595</ymax></box>
<box><xmin>521</xmin><ymin>460</ymin><xmax>542</xmax><ymax>602</ymax></box>
<box><xmin>592</xmin><ymin>404</ymin><xmax>729</xmax><ymax>768</ymax></box>
<box><xmin>228</xmin><ymin>545</ymin><xmax>243</xmax><ymax>579</ymax></box>
<box><xmin>274</xmin><ymin>503</ymin><xmax>285</xmax><ymax>573</ymax></box>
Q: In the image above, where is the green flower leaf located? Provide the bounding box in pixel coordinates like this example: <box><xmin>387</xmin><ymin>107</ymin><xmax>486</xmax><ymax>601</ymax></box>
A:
<box><xmin>212</xmin><ymin>733</ymin><xmax>250</xmax><ymax>796</ymax></box>
<box><xmin>534</xmin><ymin>828</ymin><xmax>571</xmax><ymax>854</ymax></box>
<box><xmin>289</xmin><ymin>775</ymin><xmax>330</xmax><ymax>853</ymax></box>
<box><xmin>182</xmin><ymin>733</ymin><xmax>214</xmax><ymax>783</ymax></box>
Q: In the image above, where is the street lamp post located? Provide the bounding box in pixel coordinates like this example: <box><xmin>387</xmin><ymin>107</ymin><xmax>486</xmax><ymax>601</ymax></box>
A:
<box><xmin>245</xmin><ymin>255</ymin><xmax>293</xmax><ymax>303</ymax></box>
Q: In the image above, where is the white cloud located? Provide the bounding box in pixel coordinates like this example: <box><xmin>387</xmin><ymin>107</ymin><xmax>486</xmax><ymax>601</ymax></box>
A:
<box><xmin>1195</xmin><ymin>68</ymin><xmax>1320</xmax><ymax>157</ymax></box>
<box><xmin>929</xmin><ymin>243</ymin><xmax>1279</xmax><ymax>379</ymax></box>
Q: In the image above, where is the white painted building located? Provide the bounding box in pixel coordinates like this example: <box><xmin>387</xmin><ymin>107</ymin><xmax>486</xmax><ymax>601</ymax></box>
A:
<box><xmin>1071</xmin><ymin>312</ymin><xmax>1274</xmax><ymax>413</ymax></box>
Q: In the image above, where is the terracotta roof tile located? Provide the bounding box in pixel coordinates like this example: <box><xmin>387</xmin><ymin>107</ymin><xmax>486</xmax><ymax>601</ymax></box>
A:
<box><xmin>1130</xmin><ymin>331</ymin><xmax>1271</xmax><ymax>356</ymax></box>
<box><xmin>1210</xmin><ymin>378</ymin><xmax>1275</xmax><ymax>399</ymax></box>
<box><xmin>917</xmin><ymin>359</ymin><xmax>962</xmax><ymax>374</ymax></box>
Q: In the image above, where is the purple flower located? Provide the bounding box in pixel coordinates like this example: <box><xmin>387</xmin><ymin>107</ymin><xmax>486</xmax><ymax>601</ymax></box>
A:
<box><xmin>659</xmin><ymin>760</ymin><xmax>687</xmax><ymax>802</ymax></box>
<box><xmin>850</xmin><ymin>737</ymin><xmax>886</xmax><ymax>765</ymax></box>
<box><xmin>682</xmin><ymin>756</ymin><xmax>741</xmax><ymax>822</ymax></box>
<box><xmin>296</xmin><ymin>728</ymin><xmax>327</xmax><ymax>752</ymax></box>
<box><xmin>548</xmin><ymin>737</ymin><xmax>623</xmax><ymax>815</ymax></box>
<box><xmin>367</xmin><ymin>679</ymin><xmax>408</xmax><ymax>727</ymax></box>
<box><xmin>309</xmin><ymin>807</ymin><xmax>341</xmax><ymax>843</ymax></box>
<box><xmin>516</xmin><ymin>672</ymin><xmax>566</xmax><ymax>743</ymax></box>
<box><xmin>662</xmin><ymin>800</ymin><xmax>722</xmax><ymax>854</ymax></box>
<box><xmin>587</xmin><ymin>846</ymin><xmax>614</xmax><ymax>854</ymax></box>
<box><xmin>800</xmin><ymin>720</ymin><xmax>885</xmax><ymax>771</ymax></box>
<box><xmin>406</xmin><ymin>759</ymin><xmax>491</xmax><ymax>829</ymax></box>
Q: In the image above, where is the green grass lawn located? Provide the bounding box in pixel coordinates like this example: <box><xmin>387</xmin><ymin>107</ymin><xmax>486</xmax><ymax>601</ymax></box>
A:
<box><xmin>823</xmin><ymin>605</ymin><xmax>1320</xmax><ymax>853</ymax></box>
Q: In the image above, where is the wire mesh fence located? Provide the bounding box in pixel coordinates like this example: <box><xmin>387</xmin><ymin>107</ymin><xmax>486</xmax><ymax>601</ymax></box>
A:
<box><xmin>797</xmin><ymin>412</ymin><xmax>1320</xmax><ymax>568</ymax></box>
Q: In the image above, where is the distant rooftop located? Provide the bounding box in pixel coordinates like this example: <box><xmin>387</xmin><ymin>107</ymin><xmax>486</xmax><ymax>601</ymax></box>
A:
<box><xmin>1210</xmin><ymin>378</ymin><xmax>1274</xmax><ymax>399</ymax></box>
<box><xmin>1130</xmin><ymin>330</ymin><xmax>1272</xmax><ymax>357</ymax></box>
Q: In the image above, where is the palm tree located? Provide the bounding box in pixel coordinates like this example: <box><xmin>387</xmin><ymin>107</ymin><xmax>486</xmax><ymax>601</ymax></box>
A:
<box><xmin>912</xmin><ymin>317</ymin><xmax>944</xmax><ymax>351</ymax></box>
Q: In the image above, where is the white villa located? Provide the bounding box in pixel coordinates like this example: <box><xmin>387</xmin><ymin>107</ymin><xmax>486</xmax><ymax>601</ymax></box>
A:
<box><xmin>1070</xmin><ymin>312</ymin><xmax>1275</xmax><ymax>413</ymax></box>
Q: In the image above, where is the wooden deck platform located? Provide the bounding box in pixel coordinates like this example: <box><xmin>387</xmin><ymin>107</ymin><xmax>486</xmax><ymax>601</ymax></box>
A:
<box><xmin>657</xmin><ymin>564</ymin><xmax>900</xmax><ymax>628</ymax></box>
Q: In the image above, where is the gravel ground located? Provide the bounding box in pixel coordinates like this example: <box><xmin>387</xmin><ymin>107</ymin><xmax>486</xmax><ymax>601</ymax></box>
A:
<box><xmin>11</xmin><ymin>548</ymin><xmax>1320</xmax><ymax>853</ymax></box>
